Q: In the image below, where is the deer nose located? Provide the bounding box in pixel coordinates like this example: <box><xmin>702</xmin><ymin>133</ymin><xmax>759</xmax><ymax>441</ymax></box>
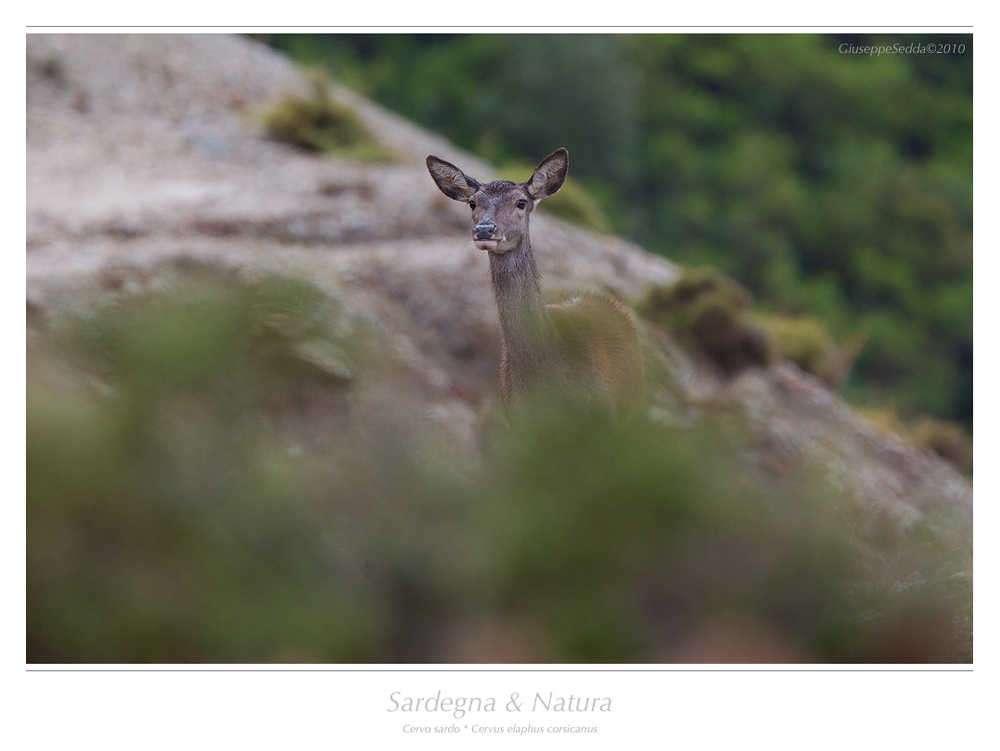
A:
<box><xmin>474</xmin><ymin>223</ymin><xmax>497</xmax><ymax>240</ymax></box>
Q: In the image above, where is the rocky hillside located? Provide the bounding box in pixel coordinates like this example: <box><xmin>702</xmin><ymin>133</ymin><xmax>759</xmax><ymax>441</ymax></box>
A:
<box><xmin>26</xmin><ymin>34</ymin><xmax>972</xmax><ymax>663</ymax></box>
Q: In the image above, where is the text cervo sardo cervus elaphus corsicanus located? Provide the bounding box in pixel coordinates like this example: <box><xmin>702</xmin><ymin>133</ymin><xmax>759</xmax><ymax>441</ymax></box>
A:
<box><xmin>426</xmin><ymin>148</ymin><xmax>643</xmax><ymax>423</ymax></box>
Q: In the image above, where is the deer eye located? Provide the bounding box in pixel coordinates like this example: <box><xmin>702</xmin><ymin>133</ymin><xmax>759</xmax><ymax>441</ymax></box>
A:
<box><xmin>516</xmin><ymin>199</ymin><xmax>527</xmax><ymax>209</ymax></box>
<box><xmin>469</xmin><ymin>200</ymin><xmax>476</xmax><ymax>210</ymax></box>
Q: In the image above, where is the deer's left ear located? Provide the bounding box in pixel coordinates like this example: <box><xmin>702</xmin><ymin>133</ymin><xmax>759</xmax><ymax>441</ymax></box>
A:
<box><xmin>525</xmin><ymin>148</ymin><xmax>568</xmax><ymax>203</ymax></box>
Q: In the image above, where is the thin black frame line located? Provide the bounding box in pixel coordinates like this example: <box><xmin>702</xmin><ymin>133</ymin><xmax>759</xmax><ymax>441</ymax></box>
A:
<box><xmin>24</xmin><ymin>26</ymin><xmax>976</xmax><ymax>29</ymax></box>
<box><xmin>27</xmin><ymin>668</ymin><xmax>974</xmax><ymax>673</ymax></box>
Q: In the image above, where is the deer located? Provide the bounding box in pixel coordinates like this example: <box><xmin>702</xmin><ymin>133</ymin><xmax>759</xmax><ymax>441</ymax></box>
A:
<box><xmin>426</xmin><ymin>148</ymin><xmax>643</xmax><ymax>423</ymax></box>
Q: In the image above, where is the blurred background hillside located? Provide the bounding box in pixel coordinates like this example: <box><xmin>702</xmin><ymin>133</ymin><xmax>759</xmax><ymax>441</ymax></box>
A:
<box><xmin>267</xmin><ymin>33</ymin><xmax>973</xmax><ymax>437</ymax></box>
<box><xmin>27</xmin><ymin>34</ymin><xmax>972</xmax><ymax>664</ymax></box>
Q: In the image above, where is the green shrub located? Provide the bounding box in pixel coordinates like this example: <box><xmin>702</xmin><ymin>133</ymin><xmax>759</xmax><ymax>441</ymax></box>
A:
<box><xmin>848</xmin><ymin>406</ymin><xmax>971</xmax><ymax>476</ymax></box>
<box><xmin>637</xmin><ymin>267</ymin><xmax>770</xmax><ymax>375</ymax></box>
<box><xmin>855</xmin><ymin>405</ymin><xmax>907</xmax><ymax>436</ymax></box>
<box><xmin>263</xmin><ymin>74</ymin><xmax>394</xmax><ymax>161</ymax></box>
<box><xmin>911</xmin><ymin>417</ymin><xmax>973</xmax><ymax>474</ymax></box>
<box><xmin>761</xmin><ymin>315</ymin><xmax>862</xmax><ymax>388</ymax></box>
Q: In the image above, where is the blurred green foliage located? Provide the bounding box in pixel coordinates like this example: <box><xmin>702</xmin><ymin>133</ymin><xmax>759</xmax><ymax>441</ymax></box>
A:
<box><xmin>266</xmin><ymin>33</ymin><xmax>972</xmax><ymax>430</ymax></box>
<box><xmin>639</xmin><ymin>267</ymin><xmax>868</xmax><ymax>390</ymax></box>
<box><xmin>910</xmin><ymin>416</ymin><xmax>974</xmax><ymax>475</ymax></box>
<box><xmin>263</xmin><ymin>74</ymin><xmax>395</xmax><ymax>161</ymax></box>
<box><xmin>759</xmin><ymin>313</ymin><xmax>864</xmax><ymax>389</ymax></box>
<box><xmin>637</xmin><ymin>267</ymin><xmax>770</xmax><ymax>376</ymax></box>
<box><xmin>28</xmin><ymin>272</ymin><xmax>374</xmax><ymax>662</ymax></box>
<box><xmin>28</xmin><ymin>272</ymin><xmax>971</xmax><ymax>662</ymax></box>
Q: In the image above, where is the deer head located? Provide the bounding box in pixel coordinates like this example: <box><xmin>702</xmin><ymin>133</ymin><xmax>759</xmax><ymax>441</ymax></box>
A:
<box><xmin>426</xmin><ymin>148</ymin><xmax>569</xmax><ymax>254</ymax></box>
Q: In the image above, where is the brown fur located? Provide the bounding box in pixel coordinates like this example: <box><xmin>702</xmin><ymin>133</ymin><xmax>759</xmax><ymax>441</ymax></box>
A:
<box><xmin>540</xmin><ymin>291</ymin><xmax>643</xmax><ymax>422</ymax></box>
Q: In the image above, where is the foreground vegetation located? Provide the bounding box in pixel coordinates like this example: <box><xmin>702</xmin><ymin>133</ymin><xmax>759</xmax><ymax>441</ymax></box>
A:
<box><xmin>27</xmin><ymin>273</ymin><xmax>971</xmax><ymax>662</ymax></box>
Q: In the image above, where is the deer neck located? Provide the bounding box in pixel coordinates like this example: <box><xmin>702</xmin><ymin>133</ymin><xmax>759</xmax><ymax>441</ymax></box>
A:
<box><xmin>488</xmin><ymin>235</ymin><xmax>558</xmax><ymax>374</ymax></box>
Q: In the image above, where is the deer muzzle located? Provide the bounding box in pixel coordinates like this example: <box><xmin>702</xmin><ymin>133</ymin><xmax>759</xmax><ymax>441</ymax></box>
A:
<box><xmin>474</xmin><ymin>223</ymin><xmax>498</xmax><ymax>241</ymax></box>
<box><xmin>473</xmin><ymin>223</ymin><xmax>503</xmax><ymax>251</ymax></box>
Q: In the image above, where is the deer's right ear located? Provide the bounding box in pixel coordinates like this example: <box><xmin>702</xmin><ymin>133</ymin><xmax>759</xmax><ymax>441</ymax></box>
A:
<box><xmin>426</xmin><ymin>155</ymin><xmax>480</xmax><ymax>201</ymax></box>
